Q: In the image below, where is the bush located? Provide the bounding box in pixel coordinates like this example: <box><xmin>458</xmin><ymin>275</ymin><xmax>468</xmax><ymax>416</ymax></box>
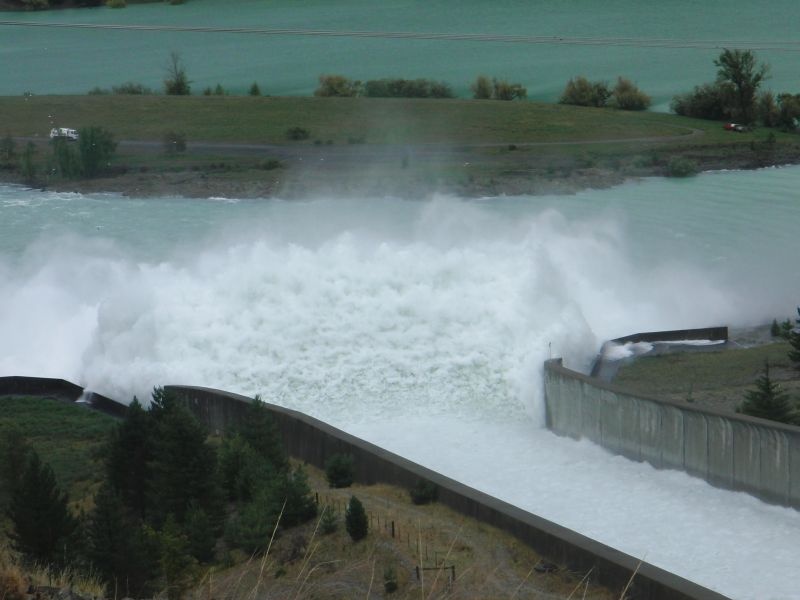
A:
<box><xmin>325</xmin><ymin>453</ymin><xmax>354</xmax><ymax>488</ymax></box>
<box><xmin>319</xmin><ymin>505</ymin><xmax>337</xmax><ymax>535</ymax></box>
<box><xmin>610</xmin><ymin>77</ymin><xmax>651</xmax><ymax>110</ymax></box>
<box><xmin>409</xmin><ymin>480</ymin><xmax>438</xmax><ymax>505</ymax></box>
<box><xmin>314</xmin><ymin>74</ymin><xmax>360</xmax><ymax>97</ymax></box>
<box><xmin>163</xmin><ymin>131</ymin><xmax>187</xmax><ymax>153</ymax></box>
<box><xmin>670</xmin><ymin>83</ymin><xmax>730</xmax><ymax>120</ymax></box>
<box><xmin>78</xmin><ymin>125</ymin><xmax>117</xmax><ymax>177</ymax></box>
<box><xmin>560</xmin><ymin>76</ymin><xmax>610</xmax><ymax>107</ymax></box>
<box><xmin>666</xmin><ymin>156</ymin><xmax>698</xmax><ymax>177</ymax></box>
<box><xmin>362</xmin><ymin>78</ymin><xmax>454</xmax><ymax>99</ymax></box>
<box><xmin>492</xmin><ymin>78</ymin><xmax>527</xmax><ymax>101</ymax></box>
<box><xmin>249</xmin><ymin>82</ymin><xmax>261</xmax><ymax>96</ymax></box>
<box><xmin>112</xmin><ymin>81</ymin><xmax>153</xmax><ymax>95</ymax></box>
<box><xmin>345</xmin><ymin>495</ymin><xmax>368</xmax><ymax>541</ymax></box>
<box><xmin>471</xmin><ymin>75</ymin><xmax>492</xmax><ymax>99</ymax></box>
<box><xmin>757</xmin><ymin>91</ymin><xmax>780</xmax><ymax>127</ymax></box>
<box><xmin>383</xmin><ymin>565</ymin><xmax>398</xmax><ymax>594</ymax></box>
<box><xmin>261</xmin><ymin>159</ymin><xmax>281</xmax><ymax>170</ymax></box>
<box><xmin>777</xmin><ymin>93</ymin><xmax>800</xmax><ymax>131</ymax></box>
<box><xmin>88</xmin><ymin>86</ymin><xmax>110</xmax><ymax>95</ymax></box>
<box><xmin>0</xmin><ymin>135</ymin><xmax>17</xmax><ymax>170</ymax></box>
<box><xmin>106</xmin><ymin>0</ymin><xmax>126</xmax><ymax>7</ymax></box>
<box><xmin>285</xmin><ymin>127</ymin><xmax>310</xmax><ymax>141</ymax></box>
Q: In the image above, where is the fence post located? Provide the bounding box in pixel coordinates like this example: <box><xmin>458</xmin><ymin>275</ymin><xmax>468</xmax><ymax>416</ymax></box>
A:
<box><xmin>391</xmin><ymin>520</ymin><xmax>395</xmax><ymax>538</ymax></box>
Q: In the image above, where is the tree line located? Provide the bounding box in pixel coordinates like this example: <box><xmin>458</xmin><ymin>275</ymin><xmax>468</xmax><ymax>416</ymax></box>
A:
<box><xmin>0</xmin><ymin>389</ymin><xmax>317</xmax><ymax>599</ymax></box>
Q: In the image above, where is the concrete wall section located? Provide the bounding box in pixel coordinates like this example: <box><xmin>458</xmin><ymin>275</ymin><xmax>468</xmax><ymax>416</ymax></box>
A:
<box><xmin>167</xmin><ymin>385</ymin><xmax>726</xmax><ymax>600</ymax></box>
<box><xmin>545</xmin><ymin>359</ymin><xmax>800</xmax><ymax>511</ymax></box>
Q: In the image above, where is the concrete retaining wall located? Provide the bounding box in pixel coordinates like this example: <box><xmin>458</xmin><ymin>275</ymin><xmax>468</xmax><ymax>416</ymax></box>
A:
<box><xmin>167</xmin><ymin>385</ymin><xmax>727</xmax><ymax>600</ymax></box>
<box><xmin>545</xmin><ymin>359</ymin><xmax>800</xmax><ymax>510</ymax></box>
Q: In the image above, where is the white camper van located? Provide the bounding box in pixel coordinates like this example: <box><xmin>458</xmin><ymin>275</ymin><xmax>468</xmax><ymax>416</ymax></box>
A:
<box><xmin>49</xmin><ymin>127</ymin><xmax>79</xmax><ymax>141</ymax></box>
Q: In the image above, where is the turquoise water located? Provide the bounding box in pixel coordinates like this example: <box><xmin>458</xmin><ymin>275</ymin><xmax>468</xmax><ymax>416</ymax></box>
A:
<box><xmin>1</xmin><ymin>0</ymin><xmax>798</xmax><ymax>106</ymax></box>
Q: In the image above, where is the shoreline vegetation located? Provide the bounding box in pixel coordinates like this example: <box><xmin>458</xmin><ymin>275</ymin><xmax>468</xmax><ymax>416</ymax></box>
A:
<box><xmin>1</xmin><ymin>95</ymin><xmax>799</xmax><ymax>199</ymax></box>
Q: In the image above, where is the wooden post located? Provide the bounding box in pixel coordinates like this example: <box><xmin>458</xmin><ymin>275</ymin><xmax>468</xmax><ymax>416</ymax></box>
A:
<box><xmin>391</xmin><ymin>520</ymin><xmax>395</xmax><ymax>538</ymax></box>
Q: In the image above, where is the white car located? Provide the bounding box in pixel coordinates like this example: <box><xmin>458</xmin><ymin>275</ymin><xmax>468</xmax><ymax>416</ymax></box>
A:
<box><xmin>49</xmin><ymin>127</ymin><xmax>79</xmax><ymax>141</ymax></box>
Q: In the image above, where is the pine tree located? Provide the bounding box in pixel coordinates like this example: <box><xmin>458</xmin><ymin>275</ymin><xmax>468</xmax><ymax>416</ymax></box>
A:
<box><xmin>184</xmin><ymin>503</ymin><xmax>216</xmax><ymax>563</ymax></box>
<box><xmin>238</xmin><ymin>396</ymin><xmax>288</xmax><ymax>473</ymax></box>
<box><xmin>345</xmin><ymin>495</ymin><xmax>368</xmax><ymax>542</ymax></box>
<box><xmin>737</xmin><ymin>362</ymin><xmax>798</xmax><ymax>424</ymax></box>
<box><xmin>148</xmin><ymin>399</ymin><xmax>221</xmax><ymax>526</ymax></box>
<box><xmin>788</xmin><ymin>307</ymin><xmax>800</xmax><ymax>368</ymax></box>
<box><xmin>6</xmin><ymin>451</ymin><xmax>77</xmax><ymax>567</ymax></box>
<box><xmin>158</xmin><ymin>516</ymin><xmax>198</xmax><ymax>600</ymax></box>
<box><xmin>0</xmin><ymin>423</ymin><xmax>33</xmax><ymax>498</ymax></box>
<box><xmin>105</xmin><ymin>397</ymin><xmax>152</xmax><ymax>519</ymax></box>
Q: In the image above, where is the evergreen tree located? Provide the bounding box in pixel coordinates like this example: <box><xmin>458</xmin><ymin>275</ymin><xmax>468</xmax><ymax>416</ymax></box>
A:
<box><xmin>238</xmin><ymin>396</ymin><xmax>288</xmax><ymax>473</ymax></box>
<box><xmin>319</xmin><ymin>505</ymin><xmax>337</xmax><ymax>535</ymax></box>
<box><xmin>147</xmin><ymin>399</ymin><xmax>221</xmax><ymax>526</ymax></box>
<box><xmin>105</xmin><ymin>397</ymin><xmax>152</xmax><ymax>519</ymax></box>
<box><xmin>345</xmin><ymin>495</ymin><xmax>368</xmax><ymax>542</ymax></box>
<box><xmin>218</xmin><ymin>434</ymin><xmax>276</xmax><ymax>502</ymax></box>
<box><xmin>0</xmin><ymin>423</ymin><xmax>33</xmax><ymax>499</ymax></box>
<box><xmin>158</xmin><ymin>516</ymin><xmax>198</xmax><ymax>600</ymax></box>
<box><xmin>7</xmin><ymin>451</ymin><xmax>78</xmax><ymax>567</ymax></box>
<box><xmin>270</xmin><ymin>467</ymin><xmax>317</xmax><ymax>528</ymax></box>
<box><xmin>788</xmin><ymin>307</ymin><xmax>800</xmax><ymax>368</ymax></box>
<box><xmin>85</xmin><ymin>482</ymin><xmax>160</xmax><ymax>597</ymax></box>
<box><xmin>737</xmin><ymin>362</ymin><xmax>798</xmax><ymax>425</ymax></box>
<box><xmin>184</xmin><ymin>503</ymin><xmax>216</xmax><ymax>563</ymax></box>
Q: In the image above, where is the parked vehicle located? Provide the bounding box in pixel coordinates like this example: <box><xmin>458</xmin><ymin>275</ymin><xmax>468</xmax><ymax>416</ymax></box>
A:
<box><xmin>723</xmin><ymin>123</ymin><xmax>749</xmax><ymax>133</ymax></box>
<box><xmin>49</xmin><ymin>127</ymin><xmax>79</xmax><ymax>141</ymax></box>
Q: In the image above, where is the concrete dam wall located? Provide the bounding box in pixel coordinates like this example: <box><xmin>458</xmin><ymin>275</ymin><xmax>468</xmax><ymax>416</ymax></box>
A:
<box><xmin>545</xmin><ymin>359</ymin><xmax>800</xmax><ymax>510</ymax></box>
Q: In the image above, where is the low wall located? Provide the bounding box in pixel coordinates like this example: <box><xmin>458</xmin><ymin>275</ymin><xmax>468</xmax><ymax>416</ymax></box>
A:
<box><xmin>545</xmin><ymin>359</ymin><xmax>800</xmax><ymax>510</ymax></box>
<box><xmin>168</xmin><ymin>384</ymin><xmax>727</xmax><ymax>600</ymax></box>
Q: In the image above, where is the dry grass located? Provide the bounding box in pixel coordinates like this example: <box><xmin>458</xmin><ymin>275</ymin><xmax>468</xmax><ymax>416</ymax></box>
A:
<box><xmin>198</xmin><ymin>464</ymin><xmax>616</xmax><ymax>600</ymax></box>
<box><xmin>0</xmin><ymin>546</ymin><xmax>105</xmax><ymax>600</ymax></box>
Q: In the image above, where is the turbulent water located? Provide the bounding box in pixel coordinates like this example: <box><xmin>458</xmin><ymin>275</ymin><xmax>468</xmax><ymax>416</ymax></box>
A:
<box><xmin>2</xmin><ymin>0</ymin><xmax>799</xmax><ymax>107</ymax></box>
<box><xmin>2</xmin><ymin>167</ymin><xmax>800</xmax><ymax>598</ymax></box>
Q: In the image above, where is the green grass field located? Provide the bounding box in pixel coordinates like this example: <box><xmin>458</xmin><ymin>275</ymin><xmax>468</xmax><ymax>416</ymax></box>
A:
<box><xmin>0</xmin><ymin>397</ymin><xmax>116</xmax><ymax>510</ymax></box>
<box><xmin>613</xmin><ymin>341</ymin><xmax>800</xmax><ymax>413</ymax></box>
<box><xmin>1</xmin><ymin>94</ymin><xmax>789</xmax><ymax>146</ymax></box>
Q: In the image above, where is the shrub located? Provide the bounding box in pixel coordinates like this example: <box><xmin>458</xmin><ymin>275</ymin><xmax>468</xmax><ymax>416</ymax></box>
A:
<box><xmin>325</xmin><ymin>453</ymin><xmax>354</xmax><ymax>488</ymax></box>
<box><xmin>757</xmin><ymin>91</ymin><xmax>780</xmax><ymax>127</ymax></box>
<box><xmin>106</xmin><ymin>0</ymin><xmax>126</xmax><ymax>7</ymax></box>
<box><xmin>345</xmin><ymin>495</ymin><xmax>368</xmax><ymax>541</ymax></box>
<box><xmin>314</xmin><ymin>74</ymin><xmax>360</xmax><ymax>97</ymax></box>
<box><xmin>78</xmin><ymin>125</ymin><xmax>117</xmax><ymax>177</ymax></box>
<box><xmin>492</xmin><ymin>78</ymin><xmax>526</xmax><ymax>101</ymax></box>
<box><xmin>383</xmin><ymin>565</ymin><xmax>398</xmax><ymax>594</ymax></box>
<box><xmin>0</xmin><ymin>135</ymin><xmax>17</xmax><ymax>170</ymax></box>
<box><xmin>20</xmin><ymin>142</ymin><xmax>37</xmax><ymax>182</ymax></box>
<box><xmin>249</xmin><ymin>82</ymin><xmax>261</xmax><ymax>96</ymax></box>
<box><xmin>88</xmin><ymin>86</ymin><xmax>110</xmax><ymax>95</ymax></box>
<box><xmin>261</xmin><ymin>159</ymin><xmax>281</xmax><ymax>170</ymax></box>
<box><xmin>285</xmin><ymin>127</ymin><xmax>310</xmax><ymax>141</ymax></box>
<box><xmin>319</xmin><ymin>505</ymin><xmax>337</xmax><ymax>534</ymax></box>
<box><xmin>362</xmin><ymin>78</ymin><xmax>453</xmax><ymax>99</ymax></box>
<box><xmin>471</xmin><ymin>75</ymin><xmax>492</xmax><ymax>99</ymax></box>
<box><xmin>666</xmin><ymin>156</ymin><xmax>698</xmax><ymax>177</ymax></box>
<box><xmin>409</xmin><ymin>480</ymin><xmax>438</xmax><ymax>505</ymax></box>
<box><xmin>163</xmin><ymin>131</ymin><xmax>187</xmax><ymax>153</ymax></box>
<box><xmin>670</xmin><ymin>83</ymin><xmax>730</xmax><ymax>120</ymax></box>
<box><xmin>112</xmin><ymin>81</ymin><xmax>153</xmax><ymax>95</ymax></box>
<box><xmin>213</xmin><ymin>83</ymin><xmax>226</xmax><ymax>96</ymax></box>
<box><xmin>777</xmin><ymin>93</ymin><xmax>800</xmax><ymax>131</ymax></box>
<box><xmin>560</xmin><ymin>76</ymin><xmax>610</xmax><ymax>107</ymax></box>
<box><xmin>611</xmin><ymin>77</ymin><xmax>651</xmax><ymax>110</ymax></box>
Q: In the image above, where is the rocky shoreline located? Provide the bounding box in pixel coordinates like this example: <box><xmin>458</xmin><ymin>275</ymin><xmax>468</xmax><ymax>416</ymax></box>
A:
<box><xmin>3</xmin><ymin>137</ymin><xmax>799</xmax><ymax>200</ymax></box>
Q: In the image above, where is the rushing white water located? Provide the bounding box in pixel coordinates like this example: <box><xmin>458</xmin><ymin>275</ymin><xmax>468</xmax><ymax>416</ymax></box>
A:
<box><xmin>2</xmin><ymin>167</ymin><xmax>800</xmax><ymax>598</ymax></box>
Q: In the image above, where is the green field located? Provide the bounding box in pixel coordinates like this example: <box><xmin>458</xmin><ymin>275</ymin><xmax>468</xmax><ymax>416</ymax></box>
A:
<box><xmin>0</xmin><ymin>397</ymin><xmax>116</xmax><ymax>510</ymax></box>
<box><xmin>613</xmin><ymin>341</ymin><xmax>800</xmax><ymax>413</ymax></box>
<box><xmin>0</xmin><ymin>94</ymin><xmax>785</xmax><ymax>146</ymax></box>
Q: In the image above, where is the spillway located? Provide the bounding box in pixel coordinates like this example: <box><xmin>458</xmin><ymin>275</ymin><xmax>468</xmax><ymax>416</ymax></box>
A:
<box><xmin>2</xmin><ymin>167</ymin><xmax>800</xmax><ymax>599</ymax></box>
